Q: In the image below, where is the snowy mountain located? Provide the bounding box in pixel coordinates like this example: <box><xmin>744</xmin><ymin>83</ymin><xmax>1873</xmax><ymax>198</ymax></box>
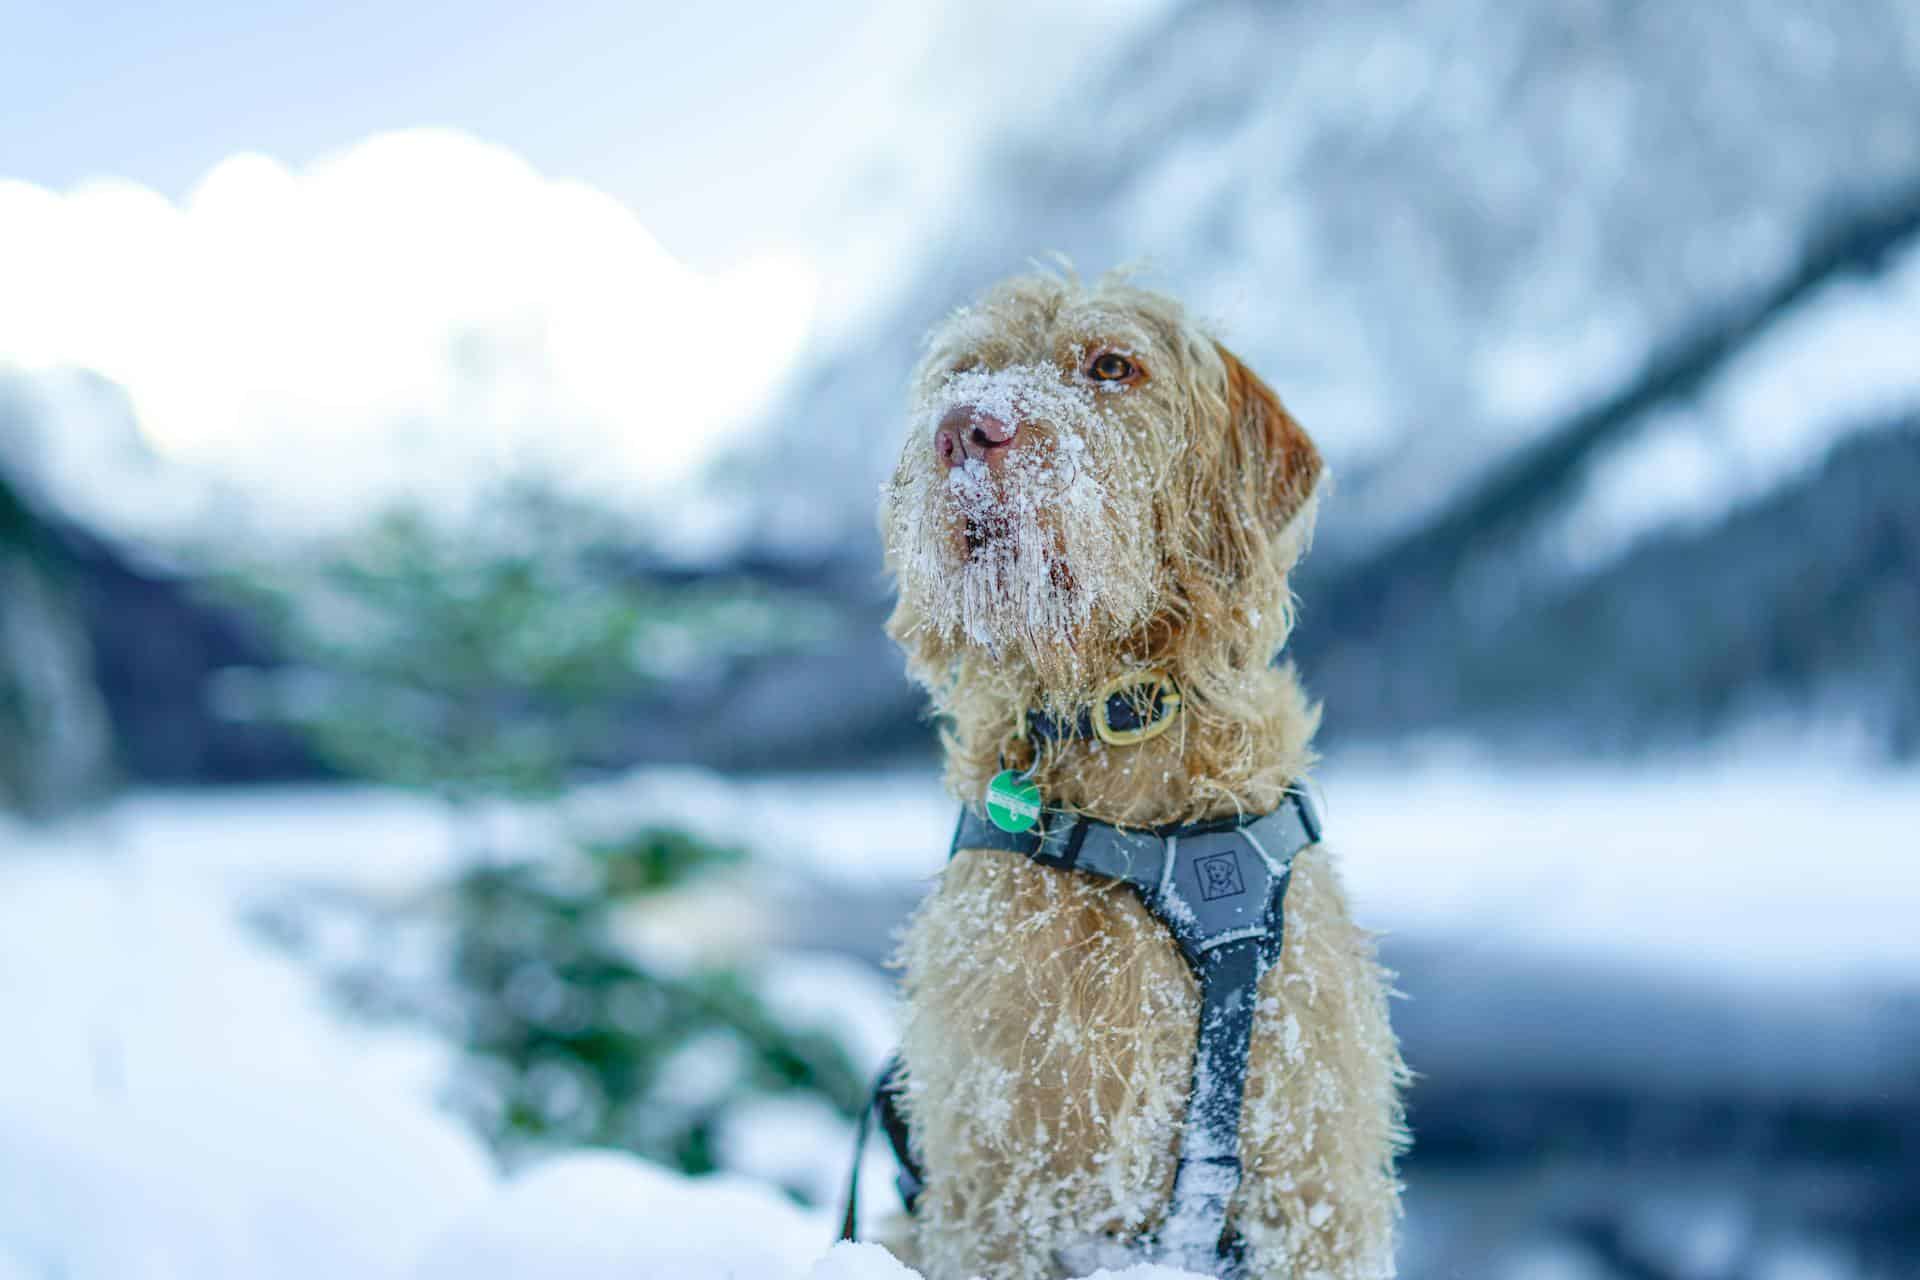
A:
<box><xmin>0</xmin><ymin>464</ymin><xmax>109</xmax><ymax>813</ymax></box>
<box><xmin>706</xmin><ymin>0</ymin><xmax>1920</xmax><ymax>757</ymax></box>
<box><xmin>5</xmin><ymin>0</ymin><xmax>1918</xmax><ymax>782</ymax></box>
<box><xmin>0</xmin><ymin>380</ymin><xmax>316</xmax><ymax>797</ymax></box>
<box><xmin>737</xmin><ymin>0</ymin><xmax>1920</xmax><ymax>559</ymax></box>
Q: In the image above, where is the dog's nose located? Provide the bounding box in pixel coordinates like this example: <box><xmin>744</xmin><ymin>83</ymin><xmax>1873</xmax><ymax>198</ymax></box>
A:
<box><xmin>934</xmin><ymin>404</ymin><xmax>1016</xmax><ymax>469</ymax></box>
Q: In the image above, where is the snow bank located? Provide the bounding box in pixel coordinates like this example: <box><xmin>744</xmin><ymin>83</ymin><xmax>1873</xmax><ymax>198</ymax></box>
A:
<box><xmin>415</xmin><ymin>1158</ymin><xmax>1214</xmax><ymax>1280</ymax></box>
<box><xmin>4</xmin><ymin>758</ymin><xmax>1912</xmax><ymax>1276</ymax></box>
<box><xmin>0</xmin><ymin>812</ymin><xmax>429</xmax><ymax>1276</ymax></box>
<box><xmin>806</xmin><ymin>1245</ymin><xmax>1206</xmax><ymax>1280</ymax></box>
<box><xmin>0</xmin><ymin>834</ymin><xmax>490</xmax><ymax>1279</ymax></box>
<box><xmin>415</xmin><ymin>1152</ymin><xmax>826</xmax><ymax>1280</ymax></box>
<box><xmin>0</xmin><ymin>778</ymin><xmax>1212</xmax><ymax>1280</ymax></box>
<box><xmin>0</xmin><ymin>790</ymin><xmax>918</xmax><ymax>1280</ymax></box>
<box><xmin>808</xmin><ymin>1243</ymin><xmax>924</xmax><ymax>1279</ymax></box>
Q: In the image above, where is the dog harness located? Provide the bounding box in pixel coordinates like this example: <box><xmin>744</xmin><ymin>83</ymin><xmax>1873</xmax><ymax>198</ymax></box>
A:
<box><xmin>843</xmin><ymin>778</ymin><xmax>1322</xmax><ymax>1277</ymax></box>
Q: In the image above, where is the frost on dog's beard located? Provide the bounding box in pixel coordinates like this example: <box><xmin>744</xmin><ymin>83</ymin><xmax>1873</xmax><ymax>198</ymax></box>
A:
<box><xmin>883</xmin><ymin>362</ymin><xmax>1157</xmax><ymax>684</ymax></box>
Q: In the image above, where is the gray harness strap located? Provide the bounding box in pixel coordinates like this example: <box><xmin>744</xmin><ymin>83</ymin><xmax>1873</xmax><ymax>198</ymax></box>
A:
<box><xmin>948</xmin><ymin>787</ymin><xmax>1320</xmax><ymax>1274</ymax></box>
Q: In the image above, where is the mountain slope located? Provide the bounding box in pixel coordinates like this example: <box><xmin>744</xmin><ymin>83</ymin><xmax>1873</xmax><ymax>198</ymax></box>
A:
<box><xmin>700</xmin><ymin>0</ymin><xmax>1920</xmax><ymax>760</ymax></box>
<box><xmin>1457</xmin><ymin>413</ymin><xmax>1920</xmax><ymax>753</ymax></box>
<box><xmin>0</xmin><ymin>453</ymin><xmax>111</xmax><ymax>814</ymax></box>
<box><xmin>738</xmin><ymin>0</ymin><xmax>1920</xmax><ymax>561</ymax></box>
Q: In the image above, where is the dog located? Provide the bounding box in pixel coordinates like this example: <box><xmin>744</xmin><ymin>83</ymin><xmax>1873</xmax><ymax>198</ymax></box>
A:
<box><xmin>878</xmin><ymin>272</ymin><xmax>1408</xmax><ymax>1280</ymax></box>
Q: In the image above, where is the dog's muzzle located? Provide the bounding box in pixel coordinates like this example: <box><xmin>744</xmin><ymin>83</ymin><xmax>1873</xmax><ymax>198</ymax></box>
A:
<box><xmin>933</xmin><ymin>402</ymin><xmax>1017</xmax><ymax>470</ymax></box>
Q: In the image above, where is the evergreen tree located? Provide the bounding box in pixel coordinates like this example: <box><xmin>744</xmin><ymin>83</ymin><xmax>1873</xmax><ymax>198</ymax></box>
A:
<box><xmin>228</xmin><ymin>481</ymin><xmax>861</xmax><ymax>1180</ymax></box>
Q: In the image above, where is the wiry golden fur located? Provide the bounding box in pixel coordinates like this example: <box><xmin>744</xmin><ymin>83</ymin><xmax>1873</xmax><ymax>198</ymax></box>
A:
<box><xmin>880</xmin><ymin>272</ymin><xmax>1408</xmax><ymax>1279</ymax></box>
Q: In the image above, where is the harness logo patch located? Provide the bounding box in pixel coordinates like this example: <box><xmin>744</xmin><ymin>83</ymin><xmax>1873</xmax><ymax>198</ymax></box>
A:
<box><xmin>1196</xmin><ymin>850</ymin><xmax>1246</xmax><ymax>901</ymax></box>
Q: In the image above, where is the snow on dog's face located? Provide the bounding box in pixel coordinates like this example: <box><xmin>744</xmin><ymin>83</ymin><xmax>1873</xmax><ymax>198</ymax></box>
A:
<box><xmin>883</xmin><ymin>273</ymin><xmax>1323</xmax><ymax>695</ymax></box>
<box><xmin>883</xmin><ymin>279</ymin><xmax>1169</xmax><ymax>677</ymax></box>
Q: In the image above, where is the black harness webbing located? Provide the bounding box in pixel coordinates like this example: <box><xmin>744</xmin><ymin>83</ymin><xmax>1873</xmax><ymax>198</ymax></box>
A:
<box><xmin>840</xmin><ymin>786</ymin><xmax>1321</xmax><ymax>1276</ymax></box>
<box><xmin>837</xmin><ymin>1056</ymin><xmax>921</xmax><ymax>1240</ymax></box>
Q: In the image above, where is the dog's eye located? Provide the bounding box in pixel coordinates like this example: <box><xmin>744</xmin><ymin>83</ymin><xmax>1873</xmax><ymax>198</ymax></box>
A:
<box><xmin>1086</xmin><ymin>352</ymin><xmax>1138</xmax><ymax>383</ymax></box>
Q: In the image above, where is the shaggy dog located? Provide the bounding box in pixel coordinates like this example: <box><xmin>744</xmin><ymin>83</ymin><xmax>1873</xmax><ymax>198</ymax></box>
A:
<box><xmin>879</xmin><ymin>273</ymin><xmax>1408</xmax><ymax>1280</ymax></box>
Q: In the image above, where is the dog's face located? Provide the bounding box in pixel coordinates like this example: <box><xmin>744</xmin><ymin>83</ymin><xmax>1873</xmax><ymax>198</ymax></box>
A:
<box><xmin>883</xmin><ymin>274</ymin><xmax>1321</xmax><ymax>691</ymax></box>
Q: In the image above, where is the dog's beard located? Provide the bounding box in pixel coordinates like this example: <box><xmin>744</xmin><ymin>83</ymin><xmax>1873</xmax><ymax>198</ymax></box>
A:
<box><xmin>884</xmin><ymin>364</ymin><xmax>1156</xmax><ymax>680</ymax></box>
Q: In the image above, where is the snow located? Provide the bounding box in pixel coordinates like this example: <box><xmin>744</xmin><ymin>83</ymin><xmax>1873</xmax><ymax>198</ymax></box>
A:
<box><xmin>576</xmin><ymin>752</ymin><xmax>1920</xmax><ymax>992</ymax></box>
<box><xmin>1544</xmin><ymin>233</ymin><xmax>1920</xmax><ymax>575</ymax></box>
<box><xmin>885</xmin><ymin>349</ymin><xmax>1153</xmax><ymax>658</ymax></box>
<box><xmin>808</xmin><ymin>1243</ymin><xmax>1208</xmax><ymax>1280</ymax></box>
<box><xmin>0</xmin><ymin>821</ymin><xmax>490</xmax><ymax>1279</ymax></box>
<box><xmin>719</xmin><ymin>1093</ymin><xmax>867</xmax><ymax>1207</ymax></box>
<box><xmin>1325</xmin><ymin>754</ymin><xmax>1920</xmax><ymax>988</ymax></box>
<box><xmin>414</xmin><ymin>1153</ymin><xmax>827</xmax><ymax>1280</ymax></box>
<box><xmin>0</xmin><ymin>785</ymin><xmax>1189</xmax><ymax>1279</ymax></box>
<box><xmin>569</xmin><ymin>767</ymin><xmax>952</xmax><ymax>885</ymax></box>
<box><xmin>2</xmin><ymin>755</ymin><xmax>1913</xmax><ymax>1276</ymax></box>
<box><xmin>49</xmin><ymin>747</ymin><xmax>1920</xmax><ymax>989</ymax></box>
<box><xmin>809</xmin><ymin>1243</ymin><xmax>924</xmax><ymax>1279</ymax></box>
<box><xmin>0</xmin><ymin>797</ymin><xmax>905</xmax><ymax>1280</ymax></box>
<box><xmin>756</xmin><ymin>949</ymin><xmax>902</xmax><ymax>1073</ymax></box>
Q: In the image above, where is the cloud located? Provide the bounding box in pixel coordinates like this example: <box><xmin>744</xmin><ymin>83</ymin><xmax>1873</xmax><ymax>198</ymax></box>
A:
<box><xmin>0</xmin><ymin>129</ymin><xmax>817</xmax><ymax>532</ymax></box>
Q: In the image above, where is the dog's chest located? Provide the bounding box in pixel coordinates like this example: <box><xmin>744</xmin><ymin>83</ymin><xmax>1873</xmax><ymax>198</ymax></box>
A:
<box><xmin>900</xmin><ymin>851</ymin><xmax>1201</xmax><ymax>1219</ymax></box>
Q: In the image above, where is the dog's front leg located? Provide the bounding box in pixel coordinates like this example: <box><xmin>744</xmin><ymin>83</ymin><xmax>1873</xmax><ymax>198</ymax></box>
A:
<box><xmin>897</xmin><ymin>851</ymin><xmax>1196</xmax><ymax>1280</ymax></box>
<box><xmin>1233</xmin><ymin>847</ymin><xmax>1409</xmax><ymax>1280</ymax></box>
<box><xmin>907</xmin><ymin>1160</ymin><xmax>1066</xmax><ymax>1280</ymax></box>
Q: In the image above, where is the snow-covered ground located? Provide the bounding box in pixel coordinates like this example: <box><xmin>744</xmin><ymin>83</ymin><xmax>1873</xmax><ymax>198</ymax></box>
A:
<box><xmin>1</xmin><ymin>755</ymin><xmax>1914</xmax><ymax>1278</ymax></box>
<box><xmin>594</xmin><ymin>752</ymin><xmax>1920</xmax><ymax>988</ymax></box>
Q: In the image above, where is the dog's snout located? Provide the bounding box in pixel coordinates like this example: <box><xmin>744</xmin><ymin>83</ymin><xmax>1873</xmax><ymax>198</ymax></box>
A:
<box><xmin>935</xmin><ymin>404</ymin><xmax>1016</xmax><ymax>469</ymax></box>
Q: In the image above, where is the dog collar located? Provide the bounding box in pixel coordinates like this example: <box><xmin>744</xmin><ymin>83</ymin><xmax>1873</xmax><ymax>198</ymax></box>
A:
<box><xmin>1016</xmin><ymin>669</ymin><xmax>1183</xmax><ymax>749</ymax></box>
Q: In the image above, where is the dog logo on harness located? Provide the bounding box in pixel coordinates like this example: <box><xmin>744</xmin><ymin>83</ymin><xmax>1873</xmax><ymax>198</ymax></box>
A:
<box><xmin>1196</xmin><ymin>850</ymin><xmax>1246</xmax><ymax>901</ymax></box>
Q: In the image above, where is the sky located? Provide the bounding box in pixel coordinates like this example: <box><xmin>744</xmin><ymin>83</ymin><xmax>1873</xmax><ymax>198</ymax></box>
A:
<box><xmin>0</xmin><ymin>0</ymin><xmax>958</xmax><ymax>538</ymax></box>
<box><xmin>0</xmin><ymin>0</ymin><xmax>1173</xmax><ymax>543</ymax></box>
<box><xmin>2</xmin><ymin>0</ymin><xmax>927</xmax><ymax>271</ymax></box>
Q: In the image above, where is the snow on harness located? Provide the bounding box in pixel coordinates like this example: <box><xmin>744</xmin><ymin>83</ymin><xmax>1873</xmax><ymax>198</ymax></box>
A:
<box><xmin>840</xmin><ymin>673</ymin><xmax>1322</xmax><ymax>1278</ymax></box>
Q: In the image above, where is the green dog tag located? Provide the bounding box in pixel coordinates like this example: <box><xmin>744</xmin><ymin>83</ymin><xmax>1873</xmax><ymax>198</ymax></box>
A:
<box><xmin>986</xmin><ymin>769</ymin><xmax>1043</xmax><ymax>833</ymax></box>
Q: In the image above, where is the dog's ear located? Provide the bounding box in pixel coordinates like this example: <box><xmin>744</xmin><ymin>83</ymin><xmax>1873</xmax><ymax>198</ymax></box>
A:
<box><xmin>1216</xmin><ymin>343</ymin><xmax>1321</xmax><ymax>531</ymax></box>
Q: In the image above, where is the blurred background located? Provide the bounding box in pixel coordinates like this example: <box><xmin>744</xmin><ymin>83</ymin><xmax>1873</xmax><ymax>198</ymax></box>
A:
<box><xmin>2</xmin><ymin>1</ymin><xmax>1917</xmax><ymax>1277</ymax></box>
